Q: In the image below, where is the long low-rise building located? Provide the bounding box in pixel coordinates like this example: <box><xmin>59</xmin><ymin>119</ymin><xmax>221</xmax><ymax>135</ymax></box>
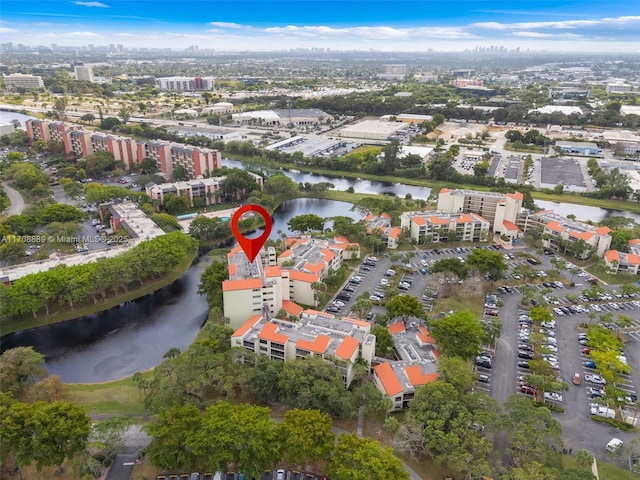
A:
<box><xmin>145</xmin><ymin>173</ymin><xmax>263</xmax><ymax>208</ymax></box>
<box><xmin>401</xmin><ymin>211</ymin><xmax>491</xmax><ymax>244</ymax></box>
<box><xmin>231</xmin><ymin>309</ymin><xmax>375</xmax><ymax>387</ymax></box>
<box><xmin>604</xmin><ymin>239</ymin><xmax>640</xmax><ymax>275</ymax></box>
<box><xmin>25</xmin><ymin>119</ymin><xmax>221</xmax><ymax>179</ymax></box>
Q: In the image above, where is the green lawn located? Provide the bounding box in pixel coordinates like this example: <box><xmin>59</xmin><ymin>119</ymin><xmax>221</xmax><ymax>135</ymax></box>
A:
<box><xmin>562</xmin><ymin>452</ymin><xmax>638</xmax><ymax>480</ymax></box>
<box><xmin>67</xmin><ymin>374</ymin><xmax>150</xmax><ymax>415</ymax></box>
<box><xmin>586</xmin><ymin>265</ymin><xmax>638</xmax><ymax>286</ymax></box>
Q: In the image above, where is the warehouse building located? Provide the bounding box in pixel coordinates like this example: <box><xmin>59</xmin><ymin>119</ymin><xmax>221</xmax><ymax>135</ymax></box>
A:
<box><xmin>339</xmin><ymin>120</ymin><xmax>409</xmax><ymax>141</ymax></box>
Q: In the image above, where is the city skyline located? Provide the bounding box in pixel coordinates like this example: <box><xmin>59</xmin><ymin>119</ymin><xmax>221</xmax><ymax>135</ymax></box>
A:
<box><xmin>1</xmin><ymin>0</ymin><xmax>639</xmax><ymax>53</ymax></box>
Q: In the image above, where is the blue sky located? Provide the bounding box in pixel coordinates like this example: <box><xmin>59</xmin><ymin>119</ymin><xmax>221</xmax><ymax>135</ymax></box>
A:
<box><xmin>1</xmin><ymin>0</ymin><xmax>639</xmax><ymax>51</ymax></box>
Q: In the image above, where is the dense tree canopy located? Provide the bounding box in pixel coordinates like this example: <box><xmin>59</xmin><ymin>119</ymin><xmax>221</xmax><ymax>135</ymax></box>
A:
<box><xmin>429</xmin><ymin>310</ymin><xmax>484</xmax><ymax>359</ymax></box>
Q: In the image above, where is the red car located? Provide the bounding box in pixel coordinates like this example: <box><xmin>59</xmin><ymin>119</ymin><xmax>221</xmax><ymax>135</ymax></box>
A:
<box><xmin>520</xmin><ymin>385</ymin><xmax>536</xmax><ymax>395</ymax></box>
<box><xmin>582</xmin><ymin>347</ymin><xmax>591</xmax><ymax>355</ymax></box>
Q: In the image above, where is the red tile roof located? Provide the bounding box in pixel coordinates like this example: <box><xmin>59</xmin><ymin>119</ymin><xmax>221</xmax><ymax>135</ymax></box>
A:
<box><xmin>278</xmin><ymin>249</ymin><xmax>292</xmax><ymax>258</ymax></box>
<box><xmin>364</xmin><ymin>214</ymin><xmax>375</xmax><ymax>221</ymax></box>
<box><xmin>429</xmin><ymin>216</ymin><xmax>450</xmax><ymax>225</ymax></box>
<box><xmin>440</xmin><ymin>188</ymin><xmax>450</xmax><ymax>194</ymax></box>
<box><xmin>545</xmin><ymin>221</ymin><xmax>564</xmax><ymax>233</ymax></box>
<box><xmin>289</xmin><ymin>270</ymin><xmax>320</xmax><ymax>283</ymax></box>
<box><xmin>304</xmin><ymin>262</ymin><xmax>325</xmax><ymax>274</ymax></box>
<box><xmin>404</xmin><ymin>366</ymin><xmax>439</xmax><ymax>387</ymax></box>
<box><xmin>227</xmin><ymin>246</ymin><xmax>243</xmax><ymax>258</ymax></box>
<box><xmin>321</xmin><ymin>248</ymin><xmax>336</xmax><ymax>262</ymax></box>
<box><xmin>374</xmin><ymin>363</ymin><xmax>404</xmax><ymax>396</ymax></box>
<box><xmin>333</xmin><ymin>236</ymin><xmax>349</xmax><ymax>244</ymax></box>
<box><xmin>595</xmin><ymin>226</ymin><xmax>612</xmax><ymax>235</ymax></box>
<box><xmin>335</xmin><ymin>335</ymin><xmax>359</xmax><ymax>361</ymax></box>
<box><xmin>629</xmin><ymin>238</ymin><xmax>640</xmax><ymax>245</ymax></box>
<box><xmin>231</xmin><ymin>315</ymin><xmax>263</xmax><ymax>337</ymax></box>
<box><xmin>381</xmin><ymin>212</ymin><xmax>391</xmax><ymax>219</ymax></box>
<box><xmin>416</xmin><ymin>326</ymin><xmax>437</xmax><ymax>344</ymax></box>
<box><xmin>388</xmin><ymin>321</ymin><xmax>406</xmax><ymax>335</ymax></box>
<box><xmin>412</xmin><ymin>217</ymin><xmax>427</xmax><ymax>226</ymax></box>
<box><xmin>297</xmin><ymin>334</ymin><xmax>331</xmax><ymax>354</ymax></box>
<box><xmin>282</xmin><ymin>300</ymin><xmax>303</xmax><ymax>316</ymax></box>
<box><xmin>388</xmin><ymin>227</ymin><xmax>402</xmax><ymax>239</ymax></box>
<box><xmin>628</xmin><ymin>253</ymin><xmax>640</xmax><ymax>265</ymax></box>
<box><xmin>455</xmin><ymin>213</ymin><xmax>472</xmax><ymax>223</ymax></box>
<box><xmin>259</xmin><ymin>322</ymin><xmax>289</xmax><ymax>344</ymax></box>
<box><xmin>507</xmin><ymin>192</ymin><xmax>524</xmax><ymax>201</ymax></box>
<box><xmin>569</xmin><ymin>230</ymin><xmax>594</xmax><ymax>241</ymax></box>
<box><xmin>222</xmin><ymin>278</ymin><xmax>263</xmax><ymax>292</ymax></box>
<box><xmin>502</xmin><ymin>220</ymin><xmax>521</xmax><ymax>233</ymax></box>
<box><xmin>228</xmin><ymin>263</ymin><xmax>237</xmax><ymax>275</ymax></box>
<box><xmin>264</xmin><ymin>266</ymin><xmax>282</xmax><ymax>277</ymax></box>
<box><xmin>605</xmin><ymin>250</ymin><xmax>620</xmax><ymax>263</ymax></box>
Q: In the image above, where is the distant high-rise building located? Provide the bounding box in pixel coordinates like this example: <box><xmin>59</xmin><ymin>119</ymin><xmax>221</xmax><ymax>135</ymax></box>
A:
<box><xmin>156</xmin><ymin>76</ymin><xmax>215</xmax><ymax>91</ymax></box>
<box><xmin>378</xmin><ymin>64</ymin><xmax>407</xmax><ymax>81</ymax></box>
<box><xmin>74</xmin><ymin>65</ymin><xmax>95</xmax><ymax>83</ymax></box>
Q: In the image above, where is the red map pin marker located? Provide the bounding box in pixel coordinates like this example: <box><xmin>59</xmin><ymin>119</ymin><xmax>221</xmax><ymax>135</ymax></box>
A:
<box><xmin>231</xmin><ymin>204</ymin><xmax>273</xmax><ymax>263</ymax></box>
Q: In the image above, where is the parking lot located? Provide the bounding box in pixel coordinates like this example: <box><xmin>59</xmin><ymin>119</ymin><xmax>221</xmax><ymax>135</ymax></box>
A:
<box><xmin>156</xmin><ymin>470</ymin><xmax>324</xmax><ymax>480</ymax></box>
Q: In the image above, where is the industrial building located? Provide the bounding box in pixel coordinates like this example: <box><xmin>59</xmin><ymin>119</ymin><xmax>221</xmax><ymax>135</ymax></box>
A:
<box><xmin>555</xmin><ymin>141</ymin><xmax>602</xmax><ymax>157</ymax></box>
<box><xmin>232</xmin><ymin>108</ymin><xmax>328</xmax><ymax>127</ymax></box>
<box><xmin>539</xmin><ymin>157</ymin><xmax>588</xmax><ymax>193</ymax></box>
<box><xmin>339</xmin><ymin>120</ymin><xmax>409</xmax><ymax>141</ymax></box>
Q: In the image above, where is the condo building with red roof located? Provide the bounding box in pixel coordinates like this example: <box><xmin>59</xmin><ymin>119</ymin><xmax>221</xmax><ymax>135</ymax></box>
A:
<box><xmin>231</xmin><ymin>309</ymin><xmax>375</xmax><ymax>386</ymax></box>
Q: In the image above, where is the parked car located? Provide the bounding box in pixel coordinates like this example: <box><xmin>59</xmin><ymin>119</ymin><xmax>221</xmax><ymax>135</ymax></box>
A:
<box><xmin>544</xmin><ymin>392</ymin><xmax>563</xmax><ymax>403</ymax></box>
<box><xmin>584</xmin><ymin>360</ymin><xmax>597</xmax><ymax>369</ymax></box>
<box><xmin>585</xmin><ymin>374</ymin><xmax>606</xmax><ymax>385</ymax></box>
<box><xmin>572</xmin><ymin>373</ymin><xmax>581</xmax><ymax>385</ymax></box>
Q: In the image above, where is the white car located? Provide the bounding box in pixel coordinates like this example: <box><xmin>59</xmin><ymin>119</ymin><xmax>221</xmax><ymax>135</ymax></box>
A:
<box><xmin>544</xmin><ymin>392</ymin><xmax>563</xmax><ymax>403</ymax></box>
<box><xmin>585</xmin><ymin>374</ymin><xmax>606</xmax><ymax>385</ymax></box>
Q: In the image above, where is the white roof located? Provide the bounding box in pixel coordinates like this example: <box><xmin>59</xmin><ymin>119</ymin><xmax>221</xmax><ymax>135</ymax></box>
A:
<box><xmin>174</xmin><ymin>108</ymin><xmax>198</xmax><ymax>115</ymax></box>
<box><xmin>213</xmin><ymin>102</ymin><xmax>234</xmax><ymax>107</ymax></box>
<box><xmin>399</xmin><ymin>146</ymin><xmax>434</xmax><ymax>158</ymax></box>
<box><xmin>621</xmin><ymin>105</ymin><xmax>640</xmax><ymax>116</ymax></box>
<box><xmin>234</xmin><ymin>110</ymin><xmax>280</xmax><ymax>120</ymax></box>
<box><xmin>529</xmin><ymin>105</ymin><xmax>584</xmax><ymax>115</ymax></box>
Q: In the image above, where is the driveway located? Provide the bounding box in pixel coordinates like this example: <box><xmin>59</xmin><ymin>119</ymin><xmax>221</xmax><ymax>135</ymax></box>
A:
<box><xmin>2</xmin><ymin>181</ymin><xmax>25</xmax><ymax>215</ymax></box>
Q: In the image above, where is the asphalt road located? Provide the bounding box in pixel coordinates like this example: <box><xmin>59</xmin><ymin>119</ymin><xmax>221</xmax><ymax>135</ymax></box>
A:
<box><xmin>2</xmin><ymin>181</ymin><xmax>25</xmax><ymax>215</ymax></box>
<box><xmin>105</xmin><ymin>452</ymin><xmax>137</xmax><ymax>480</ymax></box>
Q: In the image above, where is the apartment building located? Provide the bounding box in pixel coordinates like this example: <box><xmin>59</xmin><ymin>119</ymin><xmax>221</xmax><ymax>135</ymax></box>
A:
<box><xmin>146</xmin><ymin>173</ymin><xmax>263</xmax><ymax>208</ymax></box>
<box><xmin>436</xmin><ymin>188</ymin><xmax>523</xmax><ymax>240</ymax></box>
<box><xmin>231</xmin><ymin>309</ymin><xmax>375</xmax><ymax>387</ymax></box>
<box><xmin>3</xmin><ymin>73</ymin><xmax>44</xmax><ymax>91</ymax></box>
<box><xmin>606</xmin><ymin>83</ymin><xmax>633</xmax><ymax>94</ymax></box>
<box><xmin>604</xmin><ymin>239</ymin><xmax>640</xmax><ymax>275</ymax></box>
<box><xmin>373</xmin><ymin>320</ymin><xmax>439</xmax><ymax>411</ymax></box>
<box><xmin>400</xmin><ymin>211</ymin><xmax>491</xmax><ymax>244</ymax></box>
<box><xmin>223</xmin><ymin>236</ymin><xmax>360</xmax><ymax>329</ymax></box>
<box><xmin>156</xmin><ymin>76</ymin><xmax>215</xmax><ymax>91</ymax></box>
<box><xmin>522</xmin><ymin>210</ymin><xmax>612</xmax><ymax>259</ymax></box>
<box><xmin>25</xmin><ymin>120</ymin><xmax>221</xmax><ymax>179</ymax></box>
<box><xmin>365</xmin><ymin>213</ymin><xmax>402</xmax><ymax>249</ymax></box>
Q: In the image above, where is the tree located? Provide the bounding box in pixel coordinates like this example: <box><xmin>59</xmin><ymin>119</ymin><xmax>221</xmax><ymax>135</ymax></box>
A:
<box><xmin>429</xmin><ymin>311</ymin><xmax>483</xmax><ymax>359</ymax></box>
<box><xmin>163</xmin><ymin>193</ymin><xmax>190</xmax><ymax>215</ymax></box>
<box><xmin>287</xmin><ymin>214</ymin><xmax>325</xmax><ymax>234</ymax></box>
<box><xmin>326</xmin><ymin>434</ymin><xmax>409</xmax><ymax>480</ymax></box>
<box><xmin>465</xmin><ymin>248</ymin><xmax>508</xmax><ymax>280</ymax></box>
<box><xmin>79</xmin><ymin>113</ymin><xmax>95</xmax><ymax>124</ymax></box>
<box><xmin>505</xmin><ymin>395</ymin><xmax>562</xmax><ymax>467</ymax></box>
<box><xmin>37</xmin><ymin>203</ymin><xmax>84</xmax><ymax>224</ymax></box>
<box><xmin>140</xmin><ymin>157</ymin><xmax>158</xmax><ymax>174</ymax></box>
<box><xmin>372</xmin><ymin>324</ymin><xmax>394</xmax><ymax>357</ymax></box>
<box><xmin>278</xmin><ymin>409</ymin><xmax>335</xmax><ymax>468</ymax></box>
<box><xmin>198</xmin><ymin>260</ymin><xmax>228</xmax><ymax>310</ymax></box>
<box><xmin>0</xmin><ymin>151</ymin><xmax>24</xmax><ymax>172</ymax></box>
<box><xmin>52</xmin><ymin>97</ymin><xmax>67</xmax><ymax>120</ymax></box>
<box><xmin>0</xmin><ymin>347</ymin><xmax>47</xmax><ymax>398</ymax></box>
<box><xmin>0</xmin><ymin>237</ymin><xmax>27</xmax><ymax>265</ymax></box>
<box><xmin>146</xmin><ymin>403</ymin><xmax>202</xmax><ymax>470</ymax></box>
<box><xmin>89</xmin><ymin>416</ymin><xmax>131</xmax><ymax>470</ymax></box>
<box><xmin>118</xmin><ymin>106</ymin><xmax>132</xmax><ymax>124</ymax></box>
<box><xmin>100</xmin><ymin>117</ymin><xmax>121</xmax><ymax>130</ymax></box>
<box><xmin>172</xmin><ymin>165</ymin><xmax>188</xmax><ymax>181</ymax></box>
<box><xmin>264</xmin><ymin>173</ymin><xmax>299</xmax><ymax>202</ymax></box>
<box><xmin>385</xmin><ymin>295</ymin><xmax>424</xmax><ymax>324</ymax></box>
<box><xmin>27</xmin><ymin>401</ymin><xmax>91</xmax><ymax>472</ymax></box>
<box><xmin>431</xmin><ymin>257</ymin><xmax>469</xmax><ymax>280</ymax></box>
<box><xmin>437</xmin><ymin>356</ymin><xmax>475</xmax><ymax>394</ymax></box>
<box><xmin>187</xmin><ymin>402</ymin><xmax>279</xmax><ymax>478</ymax></box>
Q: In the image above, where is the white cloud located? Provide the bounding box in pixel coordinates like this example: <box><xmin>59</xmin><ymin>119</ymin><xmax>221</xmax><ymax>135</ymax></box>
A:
<box><xmin>73</xmin><ymin>1</ymin><xmax>110</xmax><ymax>7</ymax></box>
<box><xmin>472</xmin><ymin>15</ymin><xmax>640</xmax><ymax>30</ymax></box>
<box><xmin>66</xmin><ymin>31</ymin><xmax>101</xmax><ymax>37</ymax></box>
<box><xmin>208</xmin><ymin>22</ymin><xmax>252</xmax><ymax>30</ymax></box>
<box><xmin>0</xmin><ymin>27</ymin><xmax>18</xmax><ymax>33</ymax></box>
<box><xmin>512</xmin><ymin>31</ymin><xmax>580</xmax><ymax>38</ymax></box>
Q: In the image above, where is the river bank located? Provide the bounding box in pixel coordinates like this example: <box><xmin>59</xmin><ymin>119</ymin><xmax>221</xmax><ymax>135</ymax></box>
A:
<box><xmin>0</xmin><ymin>252</ymin><xmax>197</xmax><ymax>336</ymax></box>
<box><xmin>225</xmin><ymin>152</ymin><xmax>640</xmax><ymax>214</ymax></box>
